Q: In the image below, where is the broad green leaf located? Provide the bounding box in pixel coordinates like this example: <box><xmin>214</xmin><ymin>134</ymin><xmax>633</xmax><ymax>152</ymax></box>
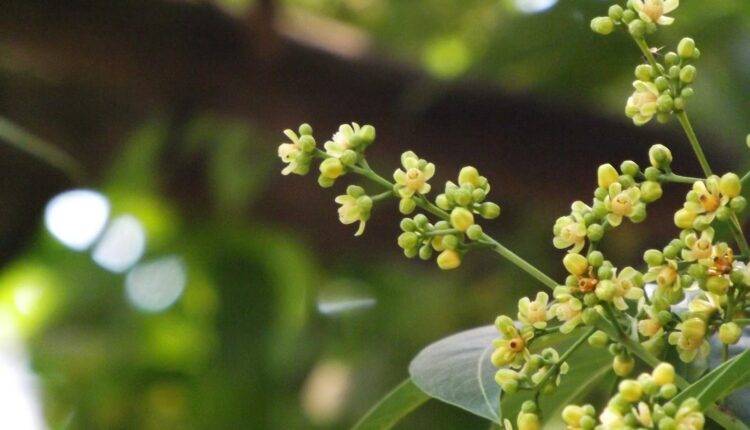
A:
<box><xmin>673</xmin><ymin>349</ymin><xmax>750</xmax><ymax>408</ymax></box>
<box><xmin>352</xmin><ymin>379</ymin><xmax>430</xmax><ymax>430</ymax></box>
<box><xmin>408</xmin><ymin>325</ymin><xmax>611</xmax><ymax>425</ymax></box>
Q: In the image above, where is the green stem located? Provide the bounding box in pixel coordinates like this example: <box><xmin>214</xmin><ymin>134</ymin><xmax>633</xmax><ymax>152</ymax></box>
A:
<box><xmin>533</xmin><ymin>327</ymin><xmax>596</xmax><ymax>396</ymax></box>
<box><xmin>422</xmin><ymin>228</ymin><xmax>460</xmax><ymax>237</ymax></box>
<box><xmin>675</xmin><ymin>111</ymin><xmax>713</xmax><ymax>177</ymax></box>
<box><xmin>371</xmin><ymin>190</ymin><xmax>394</xmax><ymax>202</ymax></box>
<box><xmin>479</xmin><ymin>233</ymin><xmax>558</xmax><ymax>291</ymax></box>
<box><xmin>729</xmin><ymin>214</ymin><xmax>750</xmax><ymax>257</ymax></box>
<box><xmin>659</xmin><ymin>173</ymin><xmax>702</xmax><ymax>184</ymax></box>
<box><xmin>741</xmin><ymin>170</ymin><xmax>750</xmax><ymax>187</ymax></box>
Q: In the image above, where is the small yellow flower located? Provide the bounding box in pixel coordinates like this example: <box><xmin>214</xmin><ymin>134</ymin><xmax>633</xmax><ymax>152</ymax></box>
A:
<box><xmin>393</xmin><ymin>151</ymin><xmax>435</xmax><ymax>199</ymax></box>
<box><xmin>674</xmin><ymin>399</ymin><xmax>705</xmax><ymax>430</ymax></box>
<box><xmin>324</xmin><ymin>123</ymin><xmax>360</xmax><ymax>158</ymax></box>
<box><xmin>518</xmin><ymin>292</ymin><xmax>551</xmax><ymax>329</ymax></box>
<box><xmin>643</xmin><ymin>259</ymin><xmax>680</xmax><ymax>290</ymax></box>
<box><xmin>278</xmin><ymin>129</ymin><xmax>314</xmax><ymax>175</ymax></box>
<box><xmin>550</xmin><ymin>292</ymin><xmax>583</xmax><ymax>334</ymax></box>
<box><xmin>334</xmin><ymin>188</ymin><xmax>372</xmax><ymax>236</ymax></box>
<box><xmin>683</xmin><ymin>176</ymin><xmax>728</xmax><ymax>225</ymax></box>
<box><xmin>632</xmin><ymin>0</ymin><xmax>679</xmax><ymax>26</ymax></box>
<box><xmin>637</xmin><ymin>303</ymin><xmax>663</xmax><ymax>338</ymax></box>
<box><xmin>609</xmin><ymin>267</ymin><xmax>644</xmax><ymax>310</ymax></box>
<box><xmin>633</xmin><ymin>402</ymin><xmax>653</xmax><ymax>427</ymax></box>
<box><xmin>604</xmin><ymin>183</ymin><xmax>643</xmax><ymax>226</ymax></box>
<box><xmin>625</xmin><ymin>80</ymin><xmax>660</xmax><ymax>125</ymax></box>
<box><xmin>598</xmin><ymin>407</ymin><xmax>625</xmax><ymax>429</ymax></box>
<box><xmin>681</xmin><ymin>228</ymin><xmax>714</xmax><ymax>263</ymax></box>
<box><xmin>668</xmin><ymin>317</ymin><xmax>710</xmax><ymax>363</ymax></box>
<box><xmin>553</xmin><ymin>212</ymin><xmax>587</xmax><ymax>254</ymax></box>
<box><xmin>687</xmin><ymin>293</ymin><xmax>722</xmax><ymax>321</ymax></box>
<box><xmin>492</xmin><ymin>316</ymin><xmax>533</xmax><ymax>368</ymax></box>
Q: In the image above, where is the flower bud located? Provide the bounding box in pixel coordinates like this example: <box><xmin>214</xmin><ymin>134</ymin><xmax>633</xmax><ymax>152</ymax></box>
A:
<box><xmin>595</xmin><ymin>280</ymin><xmax>616</xmax><ymax>301</ymax></box>
<box><xmin>644</xmin><ymin>166</ymin><xmax>661</xmax><ymax>181</ymax></box>
<box><xmin>652</xmin><ymin>363</ymin><xmax>675</xmax><ymax>386</ymax></box>
<box><xmin>399</xmin><ymin>198</ymin><xmax>416</xmax><ymax>214</ymax></box>
<box><xmin>719</xmin><ymin>322</ymin><xmax>742</xmax><ymax>345</ymax></box>
<box><xmin>608</xmin><ymin>4</ymin><xmax>624</xmax><ymax>21</ymax></box>
<box><xmin>613</xmin><ymin>355</ymin><xmax>635</xmax><ymax>377</ymax></box>
<box><xmin>660</xmin><ymin>383</ymin><xmax>678</xmax><ymax>399</ymax></box>
<box><xmin>597</xmin><ymin>163</ymin><xmax>619</xmax><ymax>188</ymax></box>
<box><xmin>319</xmin><ymin>157</ymin><xmax>344</xmax><ymax>179</ymax></box>
<box><xmin>298</xmin><ymin>123</ymin><xmax>313</xmax><ymax>136</ymax></box>
<box><xmin>719</xmin><ymin>172</ymin><xmax>741</xmax><ymax>198</ymax></box>
<box><xmin>622</xmin><ymin>9</ymin><xmax>636</xmax><ymax>23</ymax></box>
<box><xmin>398</xmin><ymin>232</ymin><xmax>418</xmax><ymax>249</ymax></box>
<box><xmin>649</xmin><ymin>144</ymin><xmax>673</xmax><ymax>169</ymax></box>
<box><xmin>630</xmin><ymin>204</ymin><xmax>647</xmax><ymax>223</ymax></box>
<box><xmin>618</xmin><ymin>380</ymin><xmax>643</xmax><ymax>402</ymax></box>
<box><xmin>450</xmin><ymin>207</ymin><xmax>475</xmax><ymax>232</ymax></box>
<box><xmin>587</xmin><ymin>251</ymin><xmax>604</xmax><ymax>267</ymax></box>
<box><xmin>563</xmin><ymin>253</ymin><xmax>589</xmax><ymax>276</ymax></box>
<box><xmin>621</xmin><ymin>160</ymin><xmax>640</xmax><ymax>177</ymax></box>
<box><xmin>458</xmin><ymin>166</ymin><xmax>480</xmax><ymax>187</ymax></box>
<box><xmin>581</xmin><ymin>306</ymin><xmax>601</xmax><ymax>325</ymax></box>
<box><xmin>517</xmin><ymin>412</ymin><xmax>540</xmax><ymax>430</ymax></box>
<box><xmin>644</xmin><ymin>249</ymin><xmax>664</xmax><ymax>266</ymax></box>
<box><xmin>588</xmin><ymin>330</ymin><xmax>609</xmax><ymax>348</ymax></box>
<box><xmin>674</xmin><ymin>208</ymin><xmax>696</xmax><ymax>229</ymax></box>
<box><xmin>731</xmin><ymin>196</ymin><xmax>747</xmax><ymax>212</ymax></box>
<box><xmin>635</xmin><ymin>64</ymin><xmax>653</xmax><ymax>81</ymax></box>
<box><xmin>679</xmin><ymin>65</ymin><xmax>697</xmax><ymax>84</ymax></box>
<box><xmin>437</xmin><ymin>249</ymin><xmax>461</xmax><ymax>270</ymax></box>
<box><xmin>590</xmin><ymin>17</ymin><xmax>615</xmax><ymax>35</ymax></box>
<box><xmin>587</xmin><ymin>224</ymin><xmax>604</xmax><ymax>242</ymax></box>
<box><xmin>673</xmin><ymin>96</ymin><xmax>685</xmax><ymax>111</ymax></box>
<box><xmin>706</xmin><ymin>275</ymin><xmax>729</xmax><ymax>295</ymax></box>
<box><xmin>678</xmin><ymin>38</ymin><xmax>696</xmax><ymax>58</ymax></box>
<box><xmin>479</xmin><ymin>202</ymin><xmax>501</xmax><ymax>219</ymax></box>
<box><xmin>716</xmin><ymin>206</ymin><xmax>731</xmax><ymax>221</ymax></box>
<box><xmin>640</xmin><ymin>181</ymin><xmax>663</xmax><ymax>203</ymax></box>
<box><xmin>466</xmin><ymin>224</ymin><xmax>483</xmax><ymax>241</ymax></box>
<box><xmin>597</xmin><ymin>264</ymin><xmax>613</xmax><ymax>280</ymax></box>
<box><xmin>628</xmin><ymin>19</ymin><xmax>646</xmax><ymax>38</ymax></box>
<box><xmin>359</xmin><ymin>125</ymin><xmax>376</xmax><ymax>144</ymax></box>
<box><xmin>681</xmin><ymin>87</ymin><xmax>694</xmax><ymax>98</ymax></box>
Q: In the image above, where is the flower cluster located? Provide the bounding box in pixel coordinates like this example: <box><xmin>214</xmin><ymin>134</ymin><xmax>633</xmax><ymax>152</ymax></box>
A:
<box><xmin>564</xmin><ymin>364</ymin><xmax>705</xmax><ymax>430</ymax></box>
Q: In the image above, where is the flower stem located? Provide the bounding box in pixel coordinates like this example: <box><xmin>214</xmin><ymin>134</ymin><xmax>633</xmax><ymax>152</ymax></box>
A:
<box><xmin>479</xmin><ymin>233</ymin><xmax>559</xmax><ymax>291</ymax></box>
<box><xmin>675</xmin><ymin>111</ymin><xmax>713</xmax><ymax>177</ymax></box>
<box><xmin>659</xmin><ymin>173</ymin><xmax>702</xmax><ymax>184</ymax></box>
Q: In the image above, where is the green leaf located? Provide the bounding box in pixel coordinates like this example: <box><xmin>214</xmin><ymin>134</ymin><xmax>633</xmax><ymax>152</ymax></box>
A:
<box><xmin>673</xmin><ymin>349</ymin><xmax>750</xmax><ymax>408</ymax></box>
<box><xmin>352</xmin><ymin>379</ymin><xmax>430</xmax><ymax>430</ymax></box>
<box><xmin>408</xmin><ymin>325</ymin><xmax>612</xmax><ymax>426</ymax></box>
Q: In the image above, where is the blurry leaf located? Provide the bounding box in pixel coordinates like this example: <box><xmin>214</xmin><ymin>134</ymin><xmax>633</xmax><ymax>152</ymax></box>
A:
<box><xmin>106</xmin><ymin>120</ymin><xmax>169</xmax><ymax>191</ymax></box>
<box><xmin>409</xmin><ymin>325</ymin><xmax>613</xmax><ymax>426</ymax></box>
<box><xmin>352</xmin><ymin>379</ymin><xmax>430</xmax><ymax>430</ymax></box>
<box><xmin>673</xmin><ymin>349</ymin><xmax>750</xmax><ymax>409</ymax></box>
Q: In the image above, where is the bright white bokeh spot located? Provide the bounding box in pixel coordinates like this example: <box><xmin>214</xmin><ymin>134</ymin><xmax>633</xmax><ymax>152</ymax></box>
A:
<box><xmin>92</xmin><ymin>215</ymin><xmax>146</xmax><ymax>273</ymax></box>
<box><xmin>125</xmin><ymin>256</ymin><xmax>186</xmax><ymax>313</ymax></box>
<box><xmin>317</xmin><ymin>297</ymin><xmax>376</xmax><ymax>316</ymax></box>
<box><xmin>44</xmin><ymin>189</ymin><xmax>109</xmax><ymax>251</ymax></box>
<box><xmin>0</xmin><ymin>323</ymin><xmax>45</xmax><ymax>430</ymax></box>
<box><xmin>514</xmin><ymin>0</ymin><xmax>558</xmax><ymax>14</ymax></box>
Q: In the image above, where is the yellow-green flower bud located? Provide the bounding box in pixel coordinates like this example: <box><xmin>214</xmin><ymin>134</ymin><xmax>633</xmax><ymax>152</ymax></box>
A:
<box><xmin>517</xmin><ymin>412</ymin><xmax>540</xmax><ymax>430</ymax></box>
<box><xmin>399</xmin><ymin>198</ymin><xmax>416</xmax><ymax>214</ymax></box>
<box><xmin>299</xmin><ymin>123</ymin><xmax>313</xmax><ymax>136</ymax></box>
<box><xmin>587</xmin><ymin>251</ymin><xmax>604</xmax><ymax>267</ymax></box>
<box><xmin>588</xmin><ymin>330</ymin><xmax>609</xmax><ymax>348</ymax></box>
<box><xmin>635</xmin><ymin>64</ymin><xmax>653</xmax><ymax>81</ymax></box>
<box><xmin>458</xmin><ymin>166</ymin><xmax>481</xmax><ymax>187</ymax></box>
<box><xmin>608</xmin><ymin>4</ymin><xmax>624</xmax><ymax>21</ymax></box>
<box><xmin>641</xmin><ymin>181</ymin><xmax>663</xmax><ymax>203</ymax></box>
<box><xmin>678</xmin><ymin>38</ymin><xmax>696</xmax><ymax>59</ymax></box>
<box><xmin>628</xmin><ymin>19</ymin><xmax>646</xmax><ymax>38</ymax></box>
<box><xmin>679</xmin><ymin>65</ymin><xmax>697</xmax><ymax>84</ymax></box>
<box><xmin>435</xmin><ymin>194</ymin><xmax>451</xmax><ymax>210</ymax></box>
<box><xmin>660</xmin><ymin>383</ymin><xmax>678</xmax><ymax>399</ymax></box>
<box><xmin>644</xmin><ymin>249</ymin><xmax>664</xmax><ymax>266</ymax></box>
<box><xmin>319</xmin><ymin>157</ymin><xmax>344</xmax><ymax>179</ymax></box>
<box><xmin>450</xmin><ymin>207</ymin><xmax>475</xmax><ymax>232</ymax></box>
<box><xmin>398</xmin><ymin>232</ymin><xmax>418</xmax><ymax>250</ymax></box>
<box><xmin>591</xmin><ymin>17</ymin><xmax>615</xmax><ymax>35</ymax></box>
<box><xmin>731</xmin><ymin>196</ymin><xmax>747</xmax><ymax>212</ymax></box>
<box><xmin>649</xmin><ymin>144</ymin><xmax>673</xmax><ymax>169</ymax></box>
<box><xmin>673</xmin><ymin>96</ymin><xmax>685</xmax><ymax>111</ymax></box>
<box><xmin>618</xmin><ymin>380</ymin><xmax>643</xmax><ymax>402</ymax></box>
<box><xmin>706</xmin><ymin>275</ymin><xmax>729</xmax><ymax>295</ymax></box>
<box><xmin>652</xmin><ymin>363</ymin><xmax>675</xmax><ymax>386</ymax></box>
<box><xmin>597</xmin><ymin>163</ymin><xmax>619</xmax><ymax>188</ymax></box>
<box><xmin>719</xmin><ymin>172</ymin><xmax>741</xmax><ymax>198</ymax></box>
<box><xmin>466</xmin><ymin>224</ymin><xmax>483</xmax><ymax>241</ymax></box>
<box><xmin>582</xmin><ymin>307</ymin><xmax>601</xmax><ymax>325</ymax></box>
<box><xmin>563</xmin><ymin>253</ymin><xmax>588</xmax><ymax>276</ymax></box>
<box><xmin>656</xmin><ymin>94</ymin><xmax>673</xmax><ymax>113</ymax></box>
<box><xmin>437</xmin><ymin>249</ymin><xmax>461</xmax><ymax>270</ymax></box>
<box><xmin>622</xmin><ymin>9</ymin><xmax>636</xmax><ymax>23</ymax></box>
<box><xmin>621</xmin><ymin>160</ymin><xmax>640</xmax><ymax>177</ymax></box>
<box><xmin>719</xmin><ymin>322</ymin><xmax>742</xmax><ymax>345</ymax></box>
<box><xmin>479</xmin><ymin>202</ymin><xmax>501</xmax><ymax>219</ymax></box>
<box><xmin>654</xmin><ymin>76</ymin><xmax>670</xmax><ymax>92</ymax></box>
<box><xmin>681</xmin><ymin>87</ymin><xmax>694</xmax><ymax>98</ymax></box>
<box><xmin>587</xmin><ymin>224</ymin><xmax>604</xmax><ymax>242</ymax></box>
<box><xmin>613</xmin><ymin>355</ymin><xmax>635</xmax><ymax>377</ymax></box>
<box><xmin>674</xmin><ymin>208</ymin><xmax>696</xmax><ymax>229</ymax></box>
<box><xmin>359</xmin><ymin>124</ymin><xmax>376</xmax><ymax>144</ymax></box>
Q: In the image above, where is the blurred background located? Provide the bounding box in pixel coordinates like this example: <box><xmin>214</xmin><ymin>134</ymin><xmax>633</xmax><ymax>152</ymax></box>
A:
<box><xmin>0</xmin><ymin>0</ymin><xmax>749</xmax><ymax>428</ymax></box>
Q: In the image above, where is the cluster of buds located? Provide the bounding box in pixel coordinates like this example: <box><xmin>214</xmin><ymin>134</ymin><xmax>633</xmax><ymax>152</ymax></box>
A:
<box><xmin>591</xmin><ymin>0</ymin><xmax>679</xmax><ymax>37</ymax></box>
<box><xmin>319</xmin><ymin>123</ymin><xmax>376</xmax><ymax>187</ymax></box>
<box><xmin>435</xmin><ymin>166</ymin><xmax>501</xmax><ymax>223</ymax></box>
<box><xmin>570</xmin><ymin>363</ymin><xmax>705</xmax><ymax>430</ymax></box>
<box><xmin>398</xmin><ymin>215</ymin><xmax>464</xmax><ymax>269</ymax></box>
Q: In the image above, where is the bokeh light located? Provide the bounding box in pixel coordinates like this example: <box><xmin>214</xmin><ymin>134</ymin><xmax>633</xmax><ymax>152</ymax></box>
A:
<box><xmin>92</xmin><ymin>215</ymin><xmax>146</xmax><ymax>273</ymax></box>
<box><xmin>125</xmin><ymin>256</ymin><xmax>186</xmax><ymax>313</ymax></box>
<box><xmin>44</xmin><ymin>190</ymin><xmax>110</xmax><ymax>251</ymax></box>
